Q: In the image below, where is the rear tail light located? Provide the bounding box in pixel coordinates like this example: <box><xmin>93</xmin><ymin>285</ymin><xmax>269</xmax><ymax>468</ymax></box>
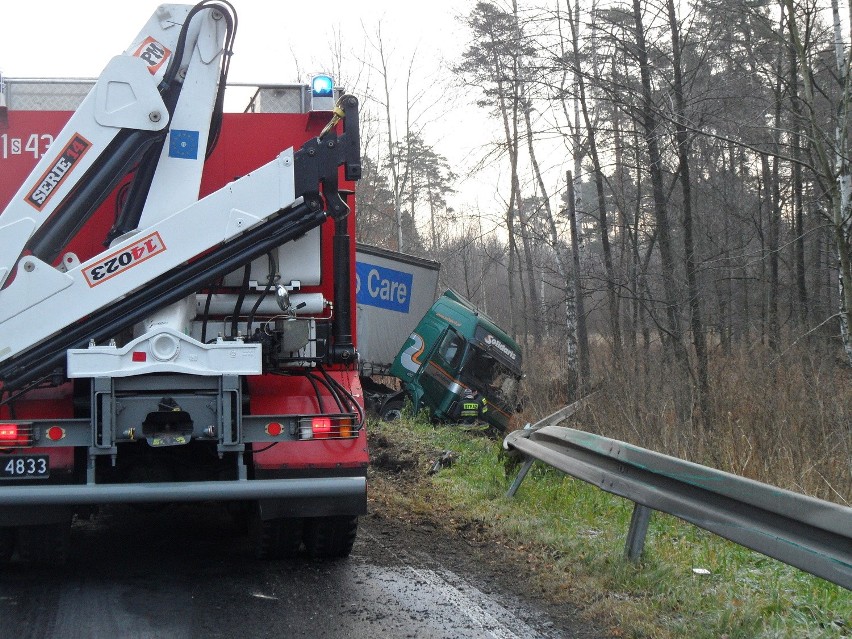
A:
<box><xmin>298</xmin><ymin>416</ymin><xmax>359</xmax><ymax>440</ymax></box>
<box><xmin>311</xmin><ymin>417</ymin><xmax>332</xmax><ymax>438</ymax></box>
<box><xmin>0</xmin><ymin>422</ymin><xmax>33</xmax><ymax>447</ymax></box>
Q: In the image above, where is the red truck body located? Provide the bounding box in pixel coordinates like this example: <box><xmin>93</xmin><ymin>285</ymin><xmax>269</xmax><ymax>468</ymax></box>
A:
<box><xmin>0</xmin><ymin>82</ymin><xmax>367</xmax><ymax>561</ymax></box>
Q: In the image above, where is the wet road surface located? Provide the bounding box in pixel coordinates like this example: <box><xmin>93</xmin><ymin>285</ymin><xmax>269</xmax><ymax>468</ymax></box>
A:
<box><xmin>0</xmin><ymin>504</ymin><xmax>605</xmax><ymax>638</ymax></box>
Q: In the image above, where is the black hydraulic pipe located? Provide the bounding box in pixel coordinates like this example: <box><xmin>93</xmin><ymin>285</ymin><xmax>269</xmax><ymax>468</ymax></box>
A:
<box><xmin>0</xmin><ymin>199</ymin><xmax>326</xmax><ymax>391</ymax></box>
<box><xmin>104</xmin><ymin>136</ymin><xmax>168</xmax><ymax>246</ymax></box>
<box><xmin>28</xmin><ymin>130</ymin><xmax>164</xmax><ymax>263</ymax></box>
<box><xmin>331</xmin><ymin>215</ymin><xmax>355</xmax><ymax>363</ymax></box>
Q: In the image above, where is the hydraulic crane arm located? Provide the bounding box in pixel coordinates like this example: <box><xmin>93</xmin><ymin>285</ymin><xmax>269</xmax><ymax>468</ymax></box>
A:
<box><xmin>0</xmin><ymin>3</ymin><xmax>234</xmax><ymax>287</ymax></box>
<box><xmin>0</xmin><ymin>2</ymin><xmax>361</xmax><ymax>394</ymax></box>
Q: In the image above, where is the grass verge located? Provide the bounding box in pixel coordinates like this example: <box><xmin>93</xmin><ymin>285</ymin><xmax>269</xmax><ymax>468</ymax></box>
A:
<box><xmin>368</xmin><ymin>416</ymin><xmax>851</xmax><ymax>639</ymax></box>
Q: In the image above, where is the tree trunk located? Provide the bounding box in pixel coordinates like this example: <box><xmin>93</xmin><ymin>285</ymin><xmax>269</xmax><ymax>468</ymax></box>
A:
<box><xmin>759</xmin><ymin>153</ymin><xmax>769</xmax><ymax>346</ymax></box>
<box><xmin>667</xmin><ymin>0</ymin><xmax>709</xmax><ymax>418</ymax></box>
<box><xmin>788</xmin><ymin>19</ymin><xmax>808</xmax><ymax>328</ymax></box>
<box><xmin>631</xmin><ymin>0</ymin><xmax>689</xmax><ymax>383</ymax></box>
<box><xmin>568</xmin><ymin>172</ymin><xmax>590</xmax><ymax>388</ymax></box>
<box><xmin>568</xmin><ymin>0</ymin><xmax>621</xmax><ymax>358</ymax></box>
<box><xmin>612</xmin><ymin>54</ymin><xmax>631</xmax><ymax>349</ymax></box>
<box><xmin>767</xmin><ymin>11</ymin><xmax>785</xmax><ymax>353</ymax></box>
<box><xmin>375</xmin><ymin>28</ymin><xmax>404</xmax><ymax>252</ymax></box>
<box><xmin>785</xmin><ymin>0</ymin><xmax>852</xmax><ymax>364</ymax></box>
<box><xmin>523</xmin><ymin>103</ymin><xmax>558</xmax><ymax>347</ymax></box>
<box><xmin>510</xmin><ymin>0</ymin><xmax>541</xmax><ymax>346</ymax></box>
<box><xmin>831</xmin><ymin>0</ymin><xmax>852</xmax><ymax>364</ymax></box>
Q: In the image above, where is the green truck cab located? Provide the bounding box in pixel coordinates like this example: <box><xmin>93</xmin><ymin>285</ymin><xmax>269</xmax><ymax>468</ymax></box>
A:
<box><xmin>387</xmin><ymin>290</ymin><xmax>523</xmax><ymax>432</ymax></box>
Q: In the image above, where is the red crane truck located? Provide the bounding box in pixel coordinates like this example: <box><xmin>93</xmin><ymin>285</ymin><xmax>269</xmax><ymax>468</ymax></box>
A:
<box><xmin>0</xmin><ymin>2</ymin><xmax>366</xmax><ymax>563</ymax></box>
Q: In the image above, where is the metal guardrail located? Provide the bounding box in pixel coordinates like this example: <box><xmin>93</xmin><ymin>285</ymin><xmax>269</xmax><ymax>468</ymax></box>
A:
<box><xmin>503</xmin><ymin>405</ymin><xmax>852</xmax><ymax>591</ymax></box>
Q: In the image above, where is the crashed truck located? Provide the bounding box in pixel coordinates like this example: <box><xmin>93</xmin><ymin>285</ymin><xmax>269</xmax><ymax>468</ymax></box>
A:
<box><xmin>0</xmin><ymin>2</ymin><xmax>367</xmax><ymax>563</ymax></box>
<box><xmin>355</xmin><ymin>246</ymin><xmax>524</xmax><ymax>432</ymax></box>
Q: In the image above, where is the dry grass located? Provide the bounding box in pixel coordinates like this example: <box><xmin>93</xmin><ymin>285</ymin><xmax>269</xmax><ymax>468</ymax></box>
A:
<box><xmin>516</xmin><ymin>340</ymin><xmax>851</xmax><ymax>504</ymax></box>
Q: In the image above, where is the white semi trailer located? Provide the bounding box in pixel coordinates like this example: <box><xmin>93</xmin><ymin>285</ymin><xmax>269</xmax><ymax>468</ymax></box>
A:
<box><xmin>354</xmin><ymin>243</ymin><xmax>440</xmax><ymax>413</ymax></box>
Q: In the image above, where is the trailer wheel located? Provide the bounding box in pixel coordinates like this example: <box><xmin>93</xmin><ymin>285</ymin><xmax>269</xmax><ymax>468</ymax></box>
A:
<box><xmin>16</xmin><ymin>521</ymin><xmax>71</xmax><ymax>566</ymax></box>
<box><xmin>303</xmin><ymin>515</ymin><xmax>358</xmax><ymax>559</ymax></box>
<box><xmin>0</xmin><ymin>527</ymin><xmax>15</xmax><ymax>563</ymax></box>
<box><xmin>380</xmin><ymin>400</ymin><xmax>405</xmax><ymax>422</ymax></box>
<box><xmin>250</xmin><ymin>514</ymin><xmax>303</xmax><ymax>560</ymax></box>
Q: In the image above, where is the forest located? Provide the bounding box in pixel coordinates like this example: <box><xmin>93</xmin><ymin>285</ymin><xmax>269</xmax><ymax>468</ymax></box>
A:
<box><xmin>337</xmin><ymin>0</ymin><xmax>851</xmax><ymax>503</ymax></box>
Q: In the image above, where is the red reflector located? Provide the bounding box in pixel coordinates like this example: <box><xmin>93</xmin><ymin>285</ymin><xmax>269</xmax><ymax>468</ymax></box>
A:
<box><xmin>266</xmin><ymin>422</ymin><xmax>283</xmax><ymax>437</ymax></box>
<box><xmin>46</xmin><ymin>426</ymin><xmax>66</xmax><ymax>441</ymax></box>
<box><xmin>132</xmin><ymin>351</ymin><xmax>147</xmax><ymax>362</ymax></box>
<box><xmin>0</xmin><ymin>424</ymin><xmax>19</xmax><ymax>441</ymax></box>
<box><xmin>312</xmin><ymin>417</ymin><xmax>332</xmax><ymax>438</ymax></box>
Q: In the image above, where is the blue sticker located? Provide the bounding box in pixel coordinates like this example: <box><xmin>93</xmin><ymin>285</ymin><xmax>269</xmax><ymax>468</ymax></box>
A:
<box><xmin>356</xmin><ymin>262</ymin><xmax>414</xmax><ymax>313</ymax></box>
<box><xmin>169</xmin><ymin>129</ymin><xmax>199</xmax><ymax>160</ymax></box>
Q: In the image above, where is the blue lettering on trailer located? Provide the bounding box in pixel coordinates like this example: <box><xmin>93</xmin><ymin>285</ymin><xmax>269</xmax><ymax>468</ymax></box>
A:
<box><xmin>355</xmin><ymin>261</ymin><xmax>413</xmax><ymax>313</ymax></box>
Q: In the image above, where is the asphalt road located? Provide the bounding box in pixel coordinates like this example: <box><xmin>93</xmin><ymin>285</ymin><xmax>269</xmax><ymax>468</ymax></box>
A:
<box><xmin>0</xmin><ymin>504</ymin><xmax>606</xmax><ymax>638</ymax></box>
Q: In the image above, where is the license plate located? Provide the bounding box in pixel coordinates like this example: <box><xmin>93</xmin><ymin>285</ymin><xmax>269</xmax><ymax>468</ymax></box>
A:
<box><xmin>1</xmin><ymin>455</ymin><xmax>50</xmax><ymax>479</ymax></box>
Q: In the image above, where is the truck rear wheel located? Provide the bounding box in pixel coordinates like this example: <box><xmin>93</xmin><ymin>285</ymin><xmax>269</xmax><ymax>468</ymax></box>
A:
<box><xmin>0</xmin><ymin>527</ymin><xmax>15</xmax><ymax>562</ymax></box>
<box><xmin>303</xmin><ymin>515</ymin><xmax>358</xmax><ymax>559</ymax></box>
<box><xmin>225</xmin><ymin>501</ymin><xmax>252</xmax><ymax>534</ymax></box>
<box><xmin>16</xmin><ymin>521</ymin><xmax>71</xmax><ymax>566</ymax></box>
<box><xmin>250</xmin><ymin>514</ymin><xmax>303</xmax><ymax>560</ymax></box>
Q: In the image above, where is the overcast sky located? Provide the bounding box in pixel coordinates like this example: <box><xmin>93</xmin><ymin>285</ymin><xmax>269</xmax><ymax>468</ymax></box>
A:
<box><xmin>0</xmin><ymin>0</ymin><xmax>535</xmax><ymax>219</ymax></box>
<box><xmin>1</xmin><ymin>0</ymin><xmax>469</xmax><ymax>81</ymax></box>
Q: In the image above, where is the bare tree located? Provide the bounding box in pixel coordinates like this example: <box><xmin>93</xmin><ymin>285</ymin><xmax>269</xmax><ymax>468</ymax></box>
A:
<box><xmin>666</xmin><ymin>0</ymin><xmax>709</xmax><ymax>414</ymax></box>
<box><xmin>567</xmin><ymin>0</ymin><xmax>622</xmax><ymax>358</ymax></box>
<box><xmin>784</xmin><ymin>0</ymin><xmax>852</xmax><ymax>364</ymax></box>
<box><xmin>457</xmin><ymin>1</ymin><xmax>545</xmax><ymax>343</ymax></box>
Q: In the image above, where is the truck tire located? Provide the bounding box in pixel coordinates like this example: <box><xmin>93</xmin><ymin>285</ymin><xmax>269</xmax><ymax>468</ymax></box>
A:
<box><xmin>380</xmin><ymin>400</ymin><xmax>405</xmax><ymax>422</ymax></box>
<box><xmin>250</xmin><ymin>515</ymin><xmax>303</xmax><ymax>560</ymax></box>
<box><xmin>225</xmin><ymin>501</ymin><xmax>252</xmax><ymax>534</ymax></box>
<box><xmin>303</xmin><ymin>515</ymin><xmax>358</xmax><ymax>559</ymax></box>
<box><xmin>17</xmin><ymin>521</ymin><xmax>71</xmax><ymax>566</ymax></box>
<box><xmin>0</xmin><ymin>527</ymin><xmax>15</xmax><ymax>562</ymax></box>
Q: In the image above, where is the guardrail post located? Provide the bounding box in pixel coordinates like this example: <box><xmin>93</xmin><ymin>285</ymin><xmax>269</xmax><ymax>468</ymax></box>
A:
<box><xmin>506</xmin><ymin>458</ymin><xmax>534</xmax><ymax>497</ymax></box>
<box><xmin>624</xmin><ymin>503</ymin><xmax>652</xmax><ymax>562</ymax></box>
